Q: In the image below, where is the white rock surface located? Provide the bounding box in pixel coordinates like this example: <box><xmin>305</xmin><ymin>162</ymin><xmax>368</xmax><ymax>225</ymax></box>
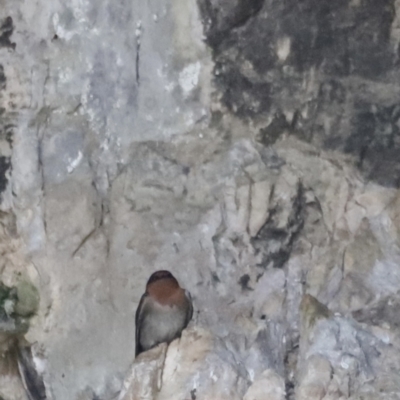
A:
<box><xmin>243</xmin><ymin>369</ymin><xmax>285</xmax><ymax>400</ymax></box>
<box><xmin>119</xmin><ymin>327</ymin><xmax>248</xmax><ymax>400</ymax></box>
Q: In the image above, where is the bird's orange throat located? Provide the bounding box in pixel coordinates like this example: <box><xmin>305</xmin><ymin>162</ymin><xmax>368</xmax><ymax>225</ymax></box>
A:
<box><xmin>147</xmin><ymin>278</ymin><xmax>183</xmax><ymax>306</ymax></box>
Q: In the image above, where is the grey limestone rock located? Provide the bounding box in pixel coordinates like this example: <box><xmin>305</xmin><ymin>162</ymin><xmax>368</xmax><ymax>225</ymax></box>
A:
<box><xmin>0</xmin><ymin>0</ymin><xmax>400</xmax><ymax>399</ymax></box>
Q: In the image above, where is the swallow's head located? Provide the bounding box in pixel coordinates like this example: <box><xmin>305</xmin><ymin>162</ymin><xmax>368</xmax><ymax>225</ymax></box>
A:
<box><xmin>146</xmin><ymin>270</ymin><xmax>182</xmax><ymax>305</ymax></box>
<box><xmin>146</xmin><ymin>270</ymin><xmax>177</xmax><ymax>286</ymax></box>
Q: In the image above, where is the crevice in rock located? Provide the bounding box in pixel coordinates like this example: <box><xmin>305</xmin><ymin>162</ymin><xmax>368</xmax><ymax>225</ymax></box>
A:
<box><xmin>0</xmin><ymin>156</ymin><xmax>10</xmax><ymax>196</ymax></box>
<box><xmin>0</xmin><ymin>17</ymin><xmax>15</xmax><ymax>50</ymax></box>
<box><xmin>197</xmin><ymin>0</ymin><xmax>266</xmax><ymax>48</ymax></box>
<box><xmin>252</xmin><ymin>181</ymin><xmax>305</xmax><ymax>269</ymax></box>
<box><xmin>35</xmin><ymin>107</ymin><xmax>53</xmax><ymax>239</ymax></box>
<box><xmin>258</xmin><ymin>111</ymin><xmax>291</xmax><ymax>147</ymax></box>
<box><xmin>135</xmin><ymin>21</ymin><xmax>142</xmax><ymax>85</ymax></box>
<box><xmin>283</xmin><ymin>339</ymin><xmax>299</xmax><ymax>400</ymax></box>
<box><xmin>0</xmin><ymin>65</ymin><xmax>6</xmax><ymax>91</ymax></box>
<box><xmin>352</xmin><ymin>293</ymin><xmax>400</xmax><ymax>329</ymax></box>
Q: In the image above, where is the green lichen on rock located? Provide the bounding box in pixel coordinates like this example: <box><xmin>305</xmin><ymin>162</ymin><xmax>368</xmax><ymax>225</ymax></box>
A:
<box><xmin>0</xmin><ymin>282</ymin><xmax>14</xmax><ymax>307</ymax></box>
<box><xmin>0</xmin><ymin>282</ymin><xmax>16</xmax><ymax>319</ymax></box>
<box><xmin>14</xmin><ymin>280</ymin><xmax>40</xmax><ymax>318</ymax></box>
<box><xmin>300</xmin><ymin>294</ymin><xmax>332</xmax><ymax>335</ymax></box>
<box><xmin>0</xmin><ymin>280</ymin><xmax>39</xmax><ymax>337</ymax></box>
<box><xmin>0</xmin><ymin>315</ymin><xmax>29</xmax><ymax>335</ymax></box>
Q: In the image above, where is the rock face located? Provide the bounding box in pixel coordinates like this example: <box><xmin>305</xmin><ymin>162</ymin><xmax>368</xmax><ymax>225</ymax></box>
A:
<box><xmin>0</xmin><ymin>0</ymin><xmax>400</xmax><ymax>399</ymax></box>
<box><xmin>198</xmin><ymin>0</ymin><xmax>400</xmax><ymax>188</ymax></box>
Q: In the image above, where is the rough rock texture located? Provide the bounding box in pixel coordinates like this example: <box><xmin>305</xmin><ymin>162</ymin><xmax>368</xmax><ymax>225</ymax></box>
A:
<box><xmin>198</xmin><ymin>0</ymin><xmax>400</xmax><ymax>188</ymax></box>
<box><xmin>119</xmin><ymin>327</ymin><xmax>249</xmax><ymax>400</ymax></box>
<box><xmin>1</xmin><ymin>0</ymin><xmax>400</xmax><ymax>399</ymax></box>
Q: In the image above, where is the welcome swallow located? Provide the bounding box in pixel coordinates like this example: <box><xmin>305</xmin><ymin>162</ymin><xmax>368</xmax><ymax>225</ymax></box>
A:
<box><xmin>135</xmin><ymin>270</ymin><xmax>193</xmax><ymax>357</ymax></box>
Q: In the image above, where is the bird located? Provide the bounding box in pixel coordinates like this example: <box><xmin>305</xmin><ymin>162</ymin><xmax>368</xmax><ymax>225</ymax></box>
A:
<box><xmin>135</xmin><ymin>270</ymin><xmax>193</xmax><ymax>357</ymax></box>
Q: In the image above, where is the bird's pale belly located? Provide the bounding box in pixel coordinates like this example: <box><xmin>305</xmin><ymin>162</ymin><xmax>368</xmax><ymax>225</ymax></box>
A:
<box><xmin>140</xmin><ymin>304</ymin><xmax>187</xmax><ymax>350</ymax></box>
